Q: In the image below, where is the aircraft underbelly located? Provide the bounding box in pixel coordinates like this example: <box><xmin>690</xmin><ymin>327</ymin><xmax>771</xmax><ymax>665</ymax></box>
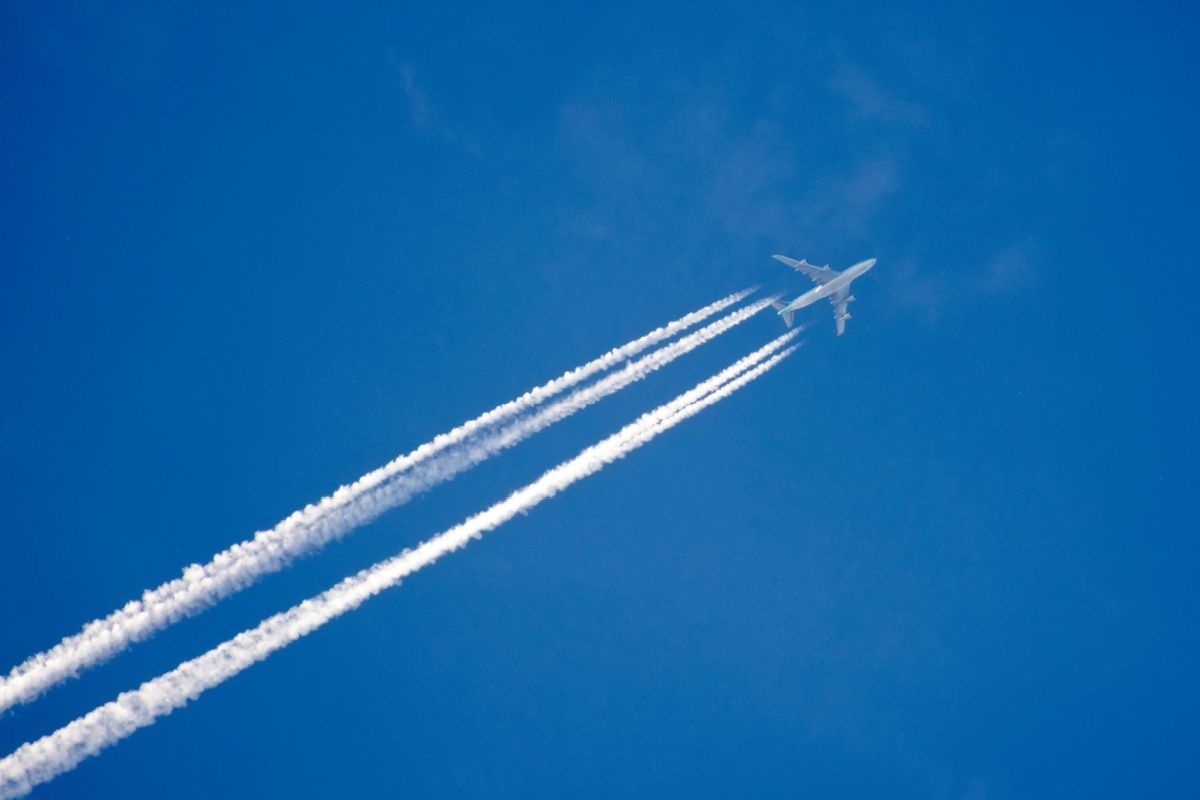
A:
<box><xmin>786</xmin><ymin>286</ymin><xmax>831</xmax><ymax>310</ymax></box>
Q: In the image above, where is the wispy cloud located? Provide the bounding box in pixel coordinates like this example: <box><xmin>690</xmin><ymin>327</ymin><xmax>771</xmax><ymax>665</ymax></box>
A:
<box><xmin>884</xmin><ymin>239</ymin><xmax>1039</xmax><ymax>322</ymax></box>
<box><xmin>794</xmin><ymin>153</ymin><xmax>901</xmax><ymax>241</ymax></box>
<box><xmin>391</xmin><ymin>57</ymin><xmax>482</xmax><ymax>157</ymax></box>
<box><xmin>553</xmin><ymin>74</ymin><xmax>909</xmax><ymax>259</ymax></box>
<box><xmin>975</xmin><ymin>240</ymin><xmax>1038</xmax><ymax>295</ymax></box>
<box><xmin>829</xmin><ymin>63</ymin><xmax>926</xmax><ymax>126</ymax></box>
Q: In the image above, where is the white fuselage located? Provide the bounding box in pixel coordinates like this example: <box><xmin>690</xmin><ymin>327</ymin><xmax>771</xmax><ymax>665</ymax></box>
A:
<box><xmin>780</xmin><ymin>258</ymin><xmax>877</xmax><ymax>312</ymax></box>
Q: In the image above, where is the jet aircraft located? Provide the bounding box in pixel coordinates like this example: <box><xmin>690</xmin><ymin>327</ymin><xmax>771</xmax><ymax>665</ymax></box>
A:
<box><xmin>770</xmin><ymin>255</ymin><xmax>877</xmax><ymax>335</ymax></box>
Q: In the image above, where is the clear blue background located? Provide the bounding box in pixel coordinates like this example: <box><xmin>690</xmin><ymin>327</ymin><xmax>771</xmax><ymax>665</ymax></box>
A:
<box><xmin>2</xmin><ymin>2</ymin><xmax>1197</xmax><ymax>797</ymax></box>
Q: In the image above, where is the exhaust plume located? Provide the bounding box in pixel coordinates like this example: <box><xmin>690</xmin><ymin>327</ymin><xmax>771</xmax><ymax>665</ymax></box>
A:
<box><xmin>0</xmin><ymin>290</ymin><xmax>756</xmax><ymax>713</ymax></box>
<box><xmin>0</xmin><ymin>332</ymin><xmax>797</xmax><ymax>798</ymax></box>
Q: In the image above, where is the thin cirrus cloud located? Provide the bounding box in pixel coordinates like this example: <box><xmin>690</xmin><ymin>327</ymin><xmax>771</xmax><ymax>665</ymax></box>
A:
<box><xmin>391</xmin><ymin>56</ymin><xmax>484</xmax><ymax>158</ymax></box>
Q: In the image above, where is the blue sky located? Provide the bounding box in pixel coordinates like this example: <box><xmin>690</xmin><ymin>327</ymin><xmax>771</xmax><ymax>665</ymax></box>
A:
<box><xmin>1</xmin><ymin>2</ymin><xmax>1197</xmax><ymax>797</ymax></box>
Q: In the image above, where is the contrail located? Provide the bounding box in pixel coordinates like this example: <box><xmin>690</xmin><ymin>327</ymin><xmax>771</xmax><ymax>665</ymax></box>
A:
<box><xmin>0</xmin><ymin>332</ymin><xmax>797</xmax><ymax>799</ymax></box>
<box><xmin>0</xmin><ymin>289</ymin><xmax>756</xmax><ymax>714</ymax></box>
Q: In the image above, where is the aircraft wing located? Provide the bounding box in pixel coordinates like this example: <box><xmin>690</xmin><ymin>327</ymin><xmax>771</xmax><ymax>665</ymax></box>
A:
<box><xmin>773</xmin><ymin>254</ymin><xmax>837</xmax><ymax>285</ymax></box>
<box><xmin>831</xmin><ymin>285</ymin><xmax>851</xmax><ymax>336</ymax></box>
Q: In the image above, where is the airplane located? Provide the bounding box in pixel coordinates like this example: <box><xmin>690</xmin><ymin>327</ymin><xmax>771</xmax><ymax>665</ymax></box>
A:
<box><xmin>770</xmin><ymin>255</ymin><xmax>877</xmax><ymax>335</ymax></box>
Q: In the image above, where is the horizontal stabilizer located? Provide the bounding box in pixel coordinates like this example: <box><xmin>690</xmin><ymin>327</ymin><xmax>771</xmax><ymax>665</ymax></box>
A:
<box><xmin>770</xmin><ymin>300</ymin><xmax>796</xmax><ymax>328</ymax></box>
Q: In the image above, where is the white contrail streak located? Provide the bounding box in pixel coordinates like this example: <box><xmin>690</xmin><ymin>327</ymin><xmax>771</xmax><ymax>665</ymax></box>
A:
<box><xmin>0</xmin><ymin>333</ymin><xmax>797</xmax><ymax>799</ymax></box>
<box><xmin>0</xmin><ymin>289</ymin><xmax>756</xmax><ymax>714</ymax></box>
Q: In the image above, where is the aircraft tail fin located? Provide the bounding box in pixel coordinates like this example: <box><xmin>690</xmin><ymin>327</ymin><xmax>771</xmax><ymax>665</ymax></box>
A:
<box><xmin>770</xmin><ymin>301</ymin><xmax>796</xmax><ymax>328</ymax></box>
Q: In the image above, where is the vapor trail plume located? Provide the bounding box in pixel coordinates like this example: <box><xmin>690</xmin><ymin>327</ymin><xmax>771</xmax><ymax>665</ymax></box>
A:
<box><xmin>0</xmin><ymin>289</ymin><xmax>755</xmax><ymax>713</ymax></box>
<box><xmin>0</xmin><ymin>332</ymin><xmax>797</xmax><ymax>799</ymax></box>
